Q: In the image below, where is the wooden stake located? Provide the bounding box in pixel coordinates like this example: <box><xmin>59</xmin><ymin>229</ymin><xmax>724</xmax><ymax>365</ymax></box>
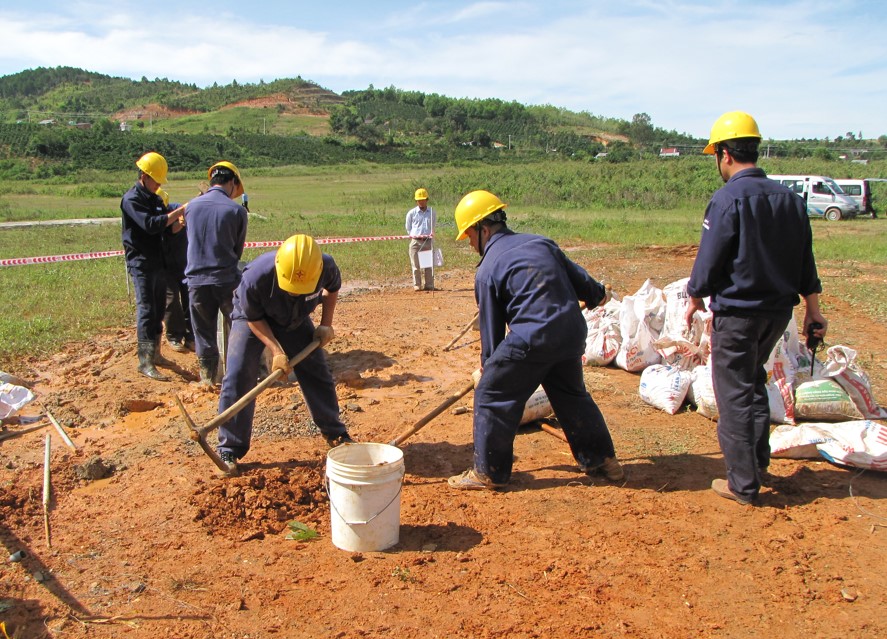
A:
<box><xmin>43</xmin><ymin>433</ymin><xmax>52</xmax><ymax>549</ymax></box>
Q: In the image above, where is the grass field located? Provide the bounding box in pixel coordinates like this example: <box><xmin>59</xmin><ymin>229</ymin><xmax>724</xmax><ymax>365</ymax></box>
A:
<box><xmin>1</xmin><ymin>161</ymin><xmax>886</xmax><ymax>368</ymax></box>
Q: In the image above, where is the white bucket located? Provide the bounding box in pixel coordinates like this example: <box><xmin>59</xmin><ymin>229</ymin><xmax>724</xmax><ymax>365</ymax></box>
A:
<box><xmin>325</xmin><ymin>443</ymin><xmax>405</xmax><ymax>552</ymax></box>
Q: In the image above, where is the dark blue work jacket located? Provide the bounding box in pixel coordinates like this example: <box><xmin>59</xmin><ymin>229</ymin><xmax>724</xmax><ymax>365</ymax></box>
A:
<box><xmin>475</xmin><ymin>229</ymin><xmax>606</xmax><ymax>365</ymax></box>
<box><xmin>184</xmin><ymin>186</ymin><xmax>248</xmax><ymax>287</ymax></box>
<box><xmin>687</xmin><ymin>167</ymin><xmax>822</xmax><ymax>315</ymax></box>
<box><xmin>120</xmin><ymin>181</ymin><xmax>171</xmax><ymax>269</ymax></box>
<box><xmin>231</xmin><ymin>251</ymin><xmax>341</xmax><ymax>330</ymax></box>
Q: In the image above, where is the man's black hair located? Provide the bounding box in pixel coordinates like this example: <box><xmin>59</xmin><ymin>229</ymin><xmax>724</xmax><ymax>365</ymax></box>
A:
<box><xmin>717</xmin><ymin>137</ymin><xmax>760</xmax><ymax>163</ymax></box>
<box><xmin>209</xmin><ymin>166</ymin><xmax>240</xmax><ymax>186</ymax></box>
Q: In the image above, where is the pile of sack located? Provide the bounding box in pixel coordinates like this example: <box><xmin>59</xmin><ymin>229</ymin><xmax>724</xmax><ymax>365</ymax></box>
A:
<box><xmin>581</xmin><ymin>278</ymin><xmax>887</xmax><ymax>471</ymax></box>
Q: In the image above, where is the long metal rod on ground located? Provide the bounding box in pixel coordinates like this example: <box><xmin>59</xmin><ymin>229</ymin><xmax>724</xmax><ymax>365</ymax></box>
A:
<box><xmin>43</xmin><ymin>433</ymin><xmax>52</xmax><ymax>549</ymax></box>
<box><xmin>0</xmin><ymin>423</ymin><xmax>49</xmax><ymax>442</ymax></box>
<box><xmin>40</xmin><ymin>404</ymin><xmax>76</xmax><ymax>450</ymax></box>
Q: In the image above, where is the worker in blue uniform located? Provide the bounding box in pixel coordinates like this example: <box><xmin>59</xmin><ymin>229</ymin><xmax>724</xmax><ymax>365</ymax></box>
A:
<box><xmin>448</xmin><ymin>190</ymin><xmax>623</xmax><ymax>490</ymax></box>
<box><xmin>120</xmin><ymin>151</ymin><xmax>187</xmax><ymax>381</ymax></box>
<box><xmin>158</xmin><ymin>187</ymin><xmax>194</xmax><ymax>354</ymax></box>
<box><xmin>185</xmin><ymin>161</ymin><xmax>249</xmax><ymax>386</ymax></box>
<box><xmin>685</xmin><ymin>111</ymin><xmax>827</xmax><ymax>505</ymax></box>
<box><xmin>216</xmin><ymin>234</ymin><xmax>352</xmax><ymax>473</ymax></box>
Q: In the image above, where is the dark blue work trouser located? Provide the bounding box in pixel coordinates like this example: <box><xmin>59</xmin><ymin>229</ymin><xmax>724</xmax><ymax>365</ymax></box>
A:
<box><xmin>216</xmin><ymin>317</ymin><xmax>347</xmax><ymax>459</ymax></box>
<box><xmin>164</xmin><ymin>270</ymin><xmax>193</xmax><ymax>342</ymax></box>
<box><xmin>188</xmin><ymin>283</ymin><xmax>236</xmax><ymax>359</ymax></box>
<box><xmin>710</xmin><ymin>311</ymin><xmax>791</xmax><ymax>501</ymax></box>
<box><xmin>473</xmin><ymin>336</ymin><xmax>616</xmax><ymax>484</ymax></box>
<box><xmin>129</xmin><ymin>265</ymin><xmax>167</xmax><ymax>342</ymax></box>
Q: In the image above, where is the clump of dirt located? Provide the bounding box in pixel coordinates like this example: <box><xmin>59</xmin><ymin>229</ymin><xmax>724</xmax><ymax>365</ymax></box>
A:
<box><xmin>190</xmin><ymin>465</ymin><xmax>327</xmax><ymax>538</ymax></box>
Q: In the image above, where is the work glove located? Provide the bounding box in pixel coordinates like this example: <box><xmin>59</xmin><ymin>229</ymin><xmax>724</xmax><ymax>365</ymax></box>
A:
<box><xmin>157</xmin><ymin>188</ymin><xmax>170</xmax><ymax>207</ymax></box>
<box><xmin>314</xmin><ymin>325</ymin><xmax>335</xmax><ymax>348</ymax></box>
<box><xmin>271</xmin><ymin>353</ymin><xmax>292</xmax><ymax>377</ymax></box>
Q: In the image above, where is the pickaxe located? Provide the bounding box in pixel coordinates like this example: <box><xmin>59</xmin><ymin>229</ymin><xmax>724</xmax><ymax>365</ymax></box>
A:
<box><xmin>389</xmin><ymin>380</ymin><xmax>475</xmax><ymax>446</ymax></box>
<box><xmin>442</xmin><ymin>311</ymin><xmax>479</xmax><ymax>351</ymax></box>
<box><xmin>176</xmin><ymin>339</ymin><xmax>321</xmax><ymax>475</ymax></box>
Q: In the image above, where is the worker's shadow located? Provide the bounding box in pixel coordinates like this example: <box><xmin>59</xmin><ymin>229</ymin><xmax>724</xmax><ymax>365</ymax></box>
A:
<box><xmin>525</xmin><ymin>453</ymin><xmax>887</xmax><ymax>507</ymax></box>
<box><xmin>395</xmin><ymin>522</ymin><xmax>483</xmax><ymax>553</ymax></box>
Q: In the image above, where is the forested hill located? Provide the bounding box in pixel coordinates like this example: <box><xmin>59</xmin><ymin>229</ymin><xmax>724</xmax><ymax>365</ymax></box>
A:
<box><xmin>0</xmin><ymin>66</ymin><xmax>342</xmax><ymax>117</ymax></box>
<box><xmin>1</xmin><ymin>66</ymin><xmax>880</xmax><ymax>178</ymax></box>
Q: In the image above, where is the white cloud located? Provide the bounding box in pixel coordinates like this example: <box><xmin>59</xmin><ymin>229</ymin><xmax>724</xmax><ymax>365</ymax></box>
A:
<box><xmin>0</xmin><ymin>1</ymin><xmax>885</xmax><ymax>139</ymax></box>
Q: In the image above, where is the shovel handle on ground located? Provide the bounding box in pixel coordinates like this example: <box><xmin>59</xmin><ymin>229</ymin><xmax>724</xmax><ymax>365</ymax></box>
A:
<box><xmin>175</xmin><ymin>339</ymin><xmax>321</xmax><ymax>473</ymax></box>
<box><xmin>442</xmin><ymin>311</ymin><xmax>479</xmax><ymax>352</ymax></box>
<box><xmin>389</xmin><ymin>380</ymin><xmax>475</xmax><ymax>447</ymax></box>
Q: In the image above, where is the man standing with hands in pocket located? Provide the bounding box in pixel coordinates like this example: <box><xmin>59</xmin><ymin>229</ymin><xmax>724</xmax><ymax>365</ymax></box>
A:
<box><xmin>685</xmin><ymin>111</ymin><xmax>828</xmax><ymax>506</ymax></box>
<box><xmin>406</xmin><ymin>188</ymin><xmax>437</xmax><ymax>291</ymax></box>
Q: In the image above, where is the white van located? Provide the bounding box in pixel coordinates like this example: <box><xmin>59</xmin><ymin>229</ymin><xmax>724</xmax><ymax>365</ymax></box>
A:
<box><xmin>767</xmin><ymin>174</ymin><xmax>859</xmax><ymax>221</ymax></box>
<box><xmin>834</xmin><ymin>179</ymin><xmax>875</xmax><ymax>218</ymax></box>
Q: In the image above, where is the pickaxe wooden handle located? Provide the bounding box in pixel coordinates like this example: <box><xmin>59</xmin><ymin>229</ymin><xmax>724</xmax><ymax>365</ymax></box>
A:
<box><xmin>176</xmin><ymin>338</ymin><xmax>321</xmax><ymax>474</ymax></box>
<box><xmin>389</xmin><ymin>380</ymin><xmax>475</xmax><ymax>446</ymax></box>
<box><xmin>442</xmin><ymin>311</ymin><xmax>479</xmax><ymax>351</ymax></box>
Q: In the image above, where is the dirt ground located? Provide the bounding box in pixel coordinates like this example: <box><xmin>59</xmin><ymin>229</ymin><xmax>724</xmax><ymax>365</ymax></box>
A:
<box><xmin>2</xmin><ymin>248</ymin><xmax>886</xmax><ymax>638</ymax></box>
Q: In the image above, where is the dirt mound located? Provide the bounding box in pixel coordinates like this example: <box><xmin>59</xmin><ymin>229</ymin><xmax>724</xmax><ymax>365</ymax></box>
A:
<box><xmin>191</xmin><ymin>465</ymin><xmax>326</xmax><ymax>539</ymax></box>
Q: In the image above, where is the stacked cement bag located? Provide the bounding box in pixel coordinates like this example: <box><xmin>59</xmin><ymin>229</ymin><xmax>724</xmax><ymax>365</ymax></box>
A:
<box><xmin>613</xmin><ymin>279</ymin><xmax>666</xmax><ymax>372</ymax></box>
<box><xmin>581</xmin><ymin>296</ymin><xmax>622</xmax><ymax>366</ymax></box>
<box><xmin>582</xmin><ymin>278</ymin><xmax>887</xmax><ymax>434</ymax></box>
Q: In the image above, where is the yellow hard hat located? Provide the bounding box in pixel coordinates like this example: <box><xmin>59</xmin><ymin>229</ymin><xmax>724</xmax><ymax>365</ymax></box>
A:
<box><xmin>136</xmin><ymin>151</ymin><xmax>168</xmax><ymax>184</ymax></box>
<box><xmin>275</xmin><ymin>234</ymin><xmax>323</xmax><ymax>295</ymax></box>
<box><xmin>208</xmin><ymin>161</ymin><xmax>244</xmax><ymax>186</ymax></box>
<box><xmin>703</xmin><ymin>111</ymin><xmax>762</xmax><ymax>155</ymax></box>
<box><xmin>454</xmin><ymin>190</ymin><xmax>507</xmax><ymax>240</ymax></box>
<box><xmin>414</xmin><ymin>188</ymin><xmax>429</xmax><ymax>201</ymax></box>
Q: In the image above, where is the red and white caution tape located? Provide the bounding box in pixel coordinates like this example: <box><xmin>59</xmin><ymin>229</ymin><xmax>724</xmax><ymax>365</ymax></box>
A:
<box><xmin>0</xmin><ymin>235</ymin><xmax>413</xmax><ymax>267</ymax></box>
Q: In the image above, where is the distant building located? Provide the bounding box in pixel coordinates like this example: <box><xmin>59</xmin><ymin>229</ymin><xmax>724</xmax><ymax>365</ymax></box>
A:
<box><xmin>38</xmin><ymin>119</ymin><xmax>55</xmax><ymax>126</ymax></box>
<box><xmin>119</xmin><ymin>121</ymin><xmax>132</xmax><ymax>132</ymax></box>
<box><xmin>659</xmin><ymin>147</ymin><xmax>680</xmax><ymax>157</ymax></box>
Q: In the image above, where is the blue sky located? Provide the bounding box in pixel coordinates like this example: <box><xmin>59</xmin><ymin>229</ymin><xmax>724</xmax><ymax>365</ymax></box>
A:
<box><xmin>1</xmin><ymin>0</ymin><xmax>885</xmax><ymax>140</ymax></box>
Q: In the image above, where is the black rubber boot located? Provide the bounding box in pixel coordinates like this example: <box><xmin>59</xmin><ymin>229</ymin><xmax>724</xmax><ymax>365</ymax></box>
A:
<box><xmin>198</xmin><ymin>357</ymin><xmax>219</xmax><ymax>387</ymax></box>
<box><xmin>138</xmin><ymin>341</ymin><xmax>169</xmax><ymax>381</ymax></box>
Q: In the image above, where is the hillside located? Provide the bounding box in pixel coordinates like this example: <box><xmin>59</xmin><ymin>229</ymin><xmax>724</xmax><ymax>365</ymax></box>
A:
<box><xmin>2</xmin><ymin>66</ymin><xmax>884</xmax><ymax>177</ymax></box>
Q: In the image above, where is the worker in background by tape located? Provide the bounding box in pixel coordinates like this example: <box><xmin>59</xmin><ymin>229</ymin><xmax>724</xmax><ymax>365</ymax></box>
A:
<box><xmin>120</xmin><ymin>151</ymin><xmax>187</xmax><ymax>381</ymax></box>
<box><xmin>685</xmin><ymin>111</ymin><xmax>827</xmax><ymax>506</ymax></box>
<box><xmin>216</xmin><ymin>234</ymin><xmax>352</xmax><ymax>473</ymax></box>
<box><xmin>185</xmin><ymin>161</ymin><xmax>249</xmax><ymax>386</ymax></box>
<box><xmin>405</xmin><ymin>188</ymin><xmax>437</xmax><ymax>291</ymax></box>
<box><xmin>448</xmin><ymin>190</ymin><xmax>623</xmax><ymax>490</ymax></box>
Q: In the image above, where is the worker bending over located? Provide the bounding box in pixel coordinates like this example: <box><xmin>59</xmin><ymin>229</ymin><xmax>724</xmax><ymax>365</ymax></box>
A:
<box><xmin>449</xmin><ymin>190</ymin><xmax>623</xmax><ymax>490</ymax></box>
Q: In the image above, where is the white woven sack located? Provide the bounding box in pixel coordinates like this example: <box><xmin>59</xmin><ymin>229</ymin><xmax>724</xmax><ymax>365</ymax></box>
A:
<box><xmin>582</xmin><ymin>298</ymin><xmax>622</xmax><ymax>366</ymax></box>
<box><xmin>773</xmin><ymin>420</ymin><xmax>887</xmax><ymax>471</ymax></box>
<box><xmin>817</xmin><ymin>420</ymin><xmax>887</xmax><ymax>471</ymax></box>
<box><xmin>520</xmin><ymin>387</ymin><xmax>553</xmax><ymax>425</ymax></box>
<box><xmin>639</xmin><ymin>364</ymin><xmax>692</xmax><ymax>415</ymax></box>
<box><xmin>615</xmin><ymin>279</ymin><xmax>664</xmax><ymax>372</ymax></box>
<box><xmin>0</xmin><ymin>382</ymin><xmax>35</xmax><ymax>420</ymax></box>
<box><xmin>823</xmin><ymin>345</ymin><xmax>887</xmax><ymax>420</ymax></box>
<box><xmin>687</xmin><ymin>365</ymin><xmax>718</xmax><ymax>420</ymax></box>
